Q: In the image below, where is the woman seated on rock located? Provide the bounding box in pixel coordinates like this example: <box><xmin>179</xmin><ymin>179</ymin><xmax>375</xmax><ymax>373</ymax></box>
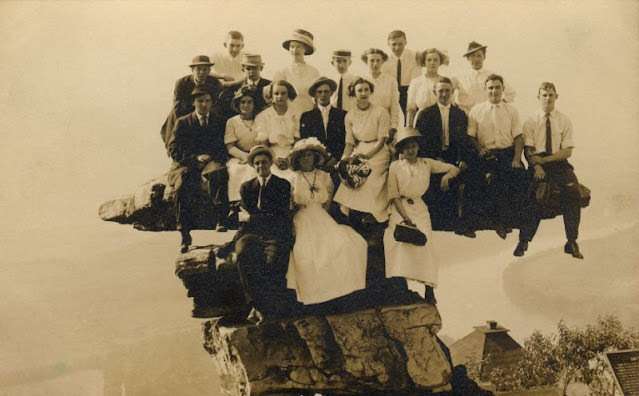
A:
<box><xmin>286</xmin><ymin>138</ymin><xmax>368</xmax><ymax>305</ymax></box>
<box><xmin>224</xmin><ymin>86</ymin><xmax>261</xmax><ymax>204</ymax></box>
<box><xmin>254</xmin><ymin>80</ymin><xmax>300</xmax><ymax>181</ymax></box>
<box><xmin>333</xmin><ymin>77</ymin><xmax>392</xmax><ymax>224</ymax></box>
<box><xmin>383</xmin><ymin>127</ymin><xmax>460</xmax><ymax>304</ymax></box>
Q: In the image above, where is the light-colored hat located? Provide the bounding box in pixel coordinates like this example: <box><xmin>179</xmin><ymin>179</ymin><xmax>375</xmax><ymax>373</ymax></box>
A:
<box><xmin>361</xmin><ymin>48</ymin><xmax>388</xmax><ymax>63</ymax></box>
<box><xmin>189</xmin><ymin>55</ymin><xmax>214</xmax><ymax>68</ymax></box>
<box><xmin>282</xmin><ymin>29</ymin><xmax>315</xmax><ymax>55</ymax></box>
<box><xmin>394</xmin><ymin>127</ymin><xmax>423</xmax><ymax>152</ymax></box>
<box><xmin>332</xmin><ymin>49</ymin><xmax>352</xmax><ymax>58</ymax></box>
<box><xmin>289</xmin><ymin>137</ymin><xmax>329</xmax><ymax>171</ymax></box>
<box><xmin>241</xmin><ymin>53</ymin><xmax>264</xmax><ymax>67</ymax></box>
<box><xmin>308</xmin><ymin>76</ymin><xmax>337</xmax><ymax>97</ymax></box>
<box><xmin>247</xmin><ymin>145</ymin><xmax>275</xmax><ymax>166</ymax></box>
<box><xmin>463</xmin><ymin>41</ymin><xmax>487</xmax><ymax>57</ymax></box>
<box><xmin>419</xmin><ymin>48</ymin><xmax>450</xmax><ymax>67</ymax></box>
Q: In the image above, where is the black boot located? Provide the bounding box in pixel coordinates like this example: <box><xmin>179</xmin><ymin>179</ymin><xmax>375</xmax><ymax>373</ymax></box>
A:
<box><xmin>180</xmin><ymin>230</ymin><xmax>192</xmax><ymax>253</ymax></box>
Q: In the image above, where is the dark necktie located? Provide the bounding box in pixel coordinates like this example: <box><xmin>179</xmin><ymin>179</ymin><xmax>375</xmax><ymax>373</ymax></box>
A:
<box><xmin>396</xmin><ymin>58</ymin><xmax>402</xmax><ymax>87</ymax></box>
<box><xmin>257</xmin><ymin>178</ymin><xmax>266</xmax><ymax>209</ymax></box>
<box><xmin>337</xmin><ymin>77</ymin><xmax>343</xmax><ymax>110</ymax></box>
<box><xmin>201</xmin><ymin>115</ymin><xmax>208</xmax><ymax>127</ymax></box>
<box><xmin>545</xmin><ymin>113</ymin><xmax>552</xmax><ymax>154</ymax></box>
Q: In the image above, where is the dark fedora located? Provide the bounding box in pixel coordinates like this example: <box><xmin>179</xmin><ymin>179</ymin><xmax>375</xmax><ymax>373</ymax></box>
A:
<box><xmin>191</xmin><ymin>86</ymin><xmax>214</xmax><ymax>98</ymax></box>
<box><xmin>189</xmin><ymin>55</ymin><xmax>214</xmax><ymax>67</ymax></box>
<box><xmin>308</xmin><ymin>76</ymin><xmax>337</xmax><ymax>97</ymax></box>
<box><xmin>463</xmin><ymin>41</ymin><xmax>487</xmax><ymax>57</ymax></box>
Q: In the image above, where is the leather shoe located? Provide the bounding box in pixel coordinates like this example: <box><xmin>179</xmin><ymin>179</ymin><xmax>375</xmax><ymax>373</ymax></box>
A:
<box><xmin>495</xmin><ymin>225</ymin><xmax>508</xmax><ymax>240</ymax></box>
<box><xmin>564</xmin><ymin>241</ymin><xmax>584</xmax><ymax>259</ymax></box>
<box><xmin>180</xmin><ymin>231</ymin><xmax>192</xmax><ymax>254</ymax></box>
<box><xmin>513</xmin><ymin>241</ymin><xmax>528</xmax><ymax>257</ymax></box>
<box><xmin>455</xmin><ymin>228</ymin><xmax>477</xmax><ymax>238</ymax></box>
<box><xmin>216</xmin><ymin>223</ymin><xmax>228</xmax><ymax>232</ymax></box>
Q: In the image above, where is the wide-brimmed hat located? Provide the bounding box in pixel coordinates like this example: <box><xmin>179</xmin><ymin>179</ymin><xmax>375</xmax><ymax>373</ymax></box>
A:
<box><xmin>247</xmin><ymin>145</ymin><xmax>275</xmax><ymax>166</ymax></box>
<box><xmin>463</xmin><ymin>41</ymin><xmax>487</xmax><ymax>57</ymax></box>
<box><xmin>332</xmin><ymin>49</ymin><xmax>352</xmax><ymax>59</ymax></box>
<box><xmin>288</xmin><ymin>137</ymin><xmax>329</xmax><ymax>171</ymax></box>
<box><xmin>308</xmin><ymin>76</ymin><xmax>337</xmax><ymax>97</ymax></box>
<box><xmin>282</xmin><ymin>29</ymin><xmax>315</xmax><ymax>55</ymax></box>
<box><xmin>394</xmin><ymin>127</ymin><xmax>423</xmax><ymax>152</ymax></box>
<box><xmin>189</xmin><ymin>55</ymin><xmax>214</xmax><ymax>68</ymax></box>
<box><xmin>241</xmin><ymin>53</ymin><xmax>264</xmax><ymax>67</ymax></box>
<box><xmin>230</xmin><ymin>85</ymin><xmax>260</xmax><ymax>114</ymax></box>
<box><xmin>361</xmin><ymin>48</ymin><xmax>388</xmax><ymax>63</ymax></box>
<box><xmin>337</xmin><ymin>156</ymin><xmax>372</xmax><ymax>190</ymax></box>
<box><xmin>419</xmin><ymin>48</ymin><xmax>450</xmax><ymax>66</ymax></box>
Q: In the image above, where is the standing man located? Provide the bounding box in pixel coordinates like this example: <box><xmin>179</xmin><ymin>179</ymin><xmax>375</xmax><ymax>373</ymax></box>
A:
<box><xmin>381</xmin><ymin>30</ymin><xmax>421</xmax><ymax>120</ymax></box>
<box><xmin>161</xmin><ymin>55</ymin><xmax>223</xmax><ymax>147</ymax></box>
<box><xmin>514</xmin><ymin>82</ymin><xmax>583</xmax><ymax>259</ymax></box>
<box><xmin>414</xmin><ymin>77</ymin><xmax>477</xmax><ymax>237</ymax></box>
<box><xmin>211</xmin><ymin>31</ymin><xmax>246</xmax><ymax>86</ymax></box>
<box><xmin>329</xmin><ymin>50</ymin><xmax>357</xmax><ymax>112</ymax></box>
<box><xmin>300</xmin><ymin>76</ymin><xmax>347</xmax><ymax>171</ymax></box>
<box><xmin>456</xmin><ymin>41</ymin><xmax>516</xmax><ymax>114</ymax></box>
<box><xmin>167</xmin><ymin>88</ymin><xmax>229</xmax><ymax>253</ymax></box>
<box><xmin>218</xmin><ymin>53</ymin><xmax>271</xmax><ymax>120</ymax></box>
<box><xmin>467</xmin><ymin>74</ymin><xmax>528</xmax><ymax>239</ymax></box>
<box><xmin>233</xmin><ymin>145</ymin><xmax>299</xmax><ymax>321</ymax></box>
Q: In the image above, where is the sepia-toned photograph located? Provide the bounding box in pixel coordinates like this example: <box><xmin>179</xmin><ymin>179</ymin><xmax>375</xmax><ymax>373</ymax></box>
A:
<box><xmin>1</xmin><ymin>1</ymin><xmax>638</xmax><ymax>395</ymax></box>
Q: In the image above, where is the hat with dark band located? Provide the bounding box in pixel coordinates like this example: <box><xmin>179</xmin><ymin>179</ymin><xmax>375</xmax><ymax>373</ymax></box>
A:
<box><xmin>282</xmin><ymin>29</ymin><xmax>315</xmax><ymax>55</ymax></box>
<box><xmin>463</xmin><ymin>41</ymin><xmax>487</xmax><ymax>57</ymax></box>
<box><xmin>308</xmin><ymin>76</ymin><xmax>337</xmax><ymax>97</ymax></box>
<box><xmin>241</xmin><ymin>53</ymin><xmax>264</xmax><ymax>67</ymax></box>
<box><xmin>247</xmin><ymin>145</ymin><xmax>275</xmax><ymax>167</ymax></box>
<box><xmin>189</xmin><ymin>55</ymin><xmax>214</xmax><ymax>67</ymax></box>
<box><xmin>332</xmin><ymin>49</ymin><xmax>352</xmax><ymax>58</ymax></box>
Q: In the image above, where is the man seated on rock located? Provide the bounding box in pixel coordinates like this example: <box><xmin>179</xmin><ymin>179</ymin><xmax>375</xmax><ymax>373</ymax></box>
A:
<box><xmin>467</xmin><ymin>74</ymin><xmax>530</xmax><ymax>240</ymax></box>
<box><xmin>414</xmin><ymin>77</ymin><xmax>477</xmax><ymax>238</ymax></box>
<box><xmin>514</xmin><ymin>82</ymin><xmax>583</xmax><ymax>259</ymax></box>
<box><xmin>167</xmin><ymin>87</ymin><xmax>229</xmax><ymax>253</ymax></box>
<box><xmin>161</xmin><ymin>55</ymin><xmax>224</xmax><ymax>147</ymax></box>
<box><xmin>225</xmin><ymin>145</ymin><xmax>301</xmax><ymax>322</ymax></box>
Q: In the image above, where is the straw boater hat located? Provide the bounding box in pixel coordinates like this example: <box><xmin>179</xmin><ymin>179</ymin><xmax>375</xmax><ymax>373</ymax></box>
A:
<box><xmin>241</xmin><ymin>53</ymin><xmax>264</xmax><ymax>67</ymax></box>
<box><xmin>189</xmin><ymin>55</ymin><xmax>214</xmax><ymax>68</ymax></box>
<box><xmin>419</xmin><ymin>48</ymin><xmax>450</xmax><ymax>66</ymax></box>
<box><xmin>282</xmin><ymin>29</ymin><xmax>315</xmax><ymax>55</ymax></box>
<box><xmin>307</xmin><ymin>76</ymin><xmax>337</xmax><ymax>97</ymax></box>
<box><xmin>394</xmin><ymin>127</ymin><xmax>424</xmax><ymax>153</ymax></box>
<box><xmin>247</xmin><ymin>145</ymin><xmax>275</xmax><ymax>166</ymax></box>
<box><xmin>332</xmin><ymin>49</ymin><xmax>352</xmax><ymax>58</ymax></box>
<box><xmin>289</xmin><ymin>137</ymin><xmax>329</xmax><ymax>171</ymax></box>
<box><xmin>463</xmin><ymin>41</ymin><xmax>487</xmax><ymax>57</ymax></box>
<box><xmin>230</xmin><ymin>85</ymin><xmax>260</xmax><ymax>114</ymax></box>
<box><xmin>361</xmin><ymin>48</ymin><xmax>389</xmax><ymax>63</ymax></box>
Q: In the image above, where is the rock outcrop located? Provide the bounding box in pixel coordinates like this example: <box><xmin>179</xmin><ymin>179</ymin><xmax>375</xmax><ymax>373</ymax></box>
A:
<box><xmin>203</xmin><ymin>303</ymin><xmax>453</xmax><ymax>396</ymax></box>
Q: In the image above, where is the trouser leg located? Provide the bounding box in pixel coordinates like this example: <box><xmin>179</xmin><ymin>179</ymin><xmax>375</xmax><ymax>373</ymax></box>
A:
<box><xmin>560</xmin><ymin>170</ymin><xmax>581</xmax><ymax>241</ymax></box>
<box><xmin>205</xmin><ymin>166</ymin><xmax>230</xmax><ymax>225</ymax></box>
<box><xmin>175</xmin><ymin>168</ymin><xmax>200</xmax><ymax>231</ymax></box>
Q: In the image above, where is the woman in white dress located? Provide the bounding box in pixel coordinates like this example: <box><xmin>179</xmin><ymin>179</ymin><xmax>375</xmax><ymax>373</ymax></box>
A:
<box><xmin>406</xmin><ymin>48</ymin><xmax>467</xmax><ymax>127</ymax></box>
<box><xmin>383</xmin><ymin>127</ymin><xmax>460</xmax><ymax>303</ymax></box>
<box><xmin>361</xmin><ymin>48</ymin><xmax>403</xmax><ymax>136</ymax></box>
<box><xmin>254</xmin><ymin>80</ymin><xmax>300</xmax><ymax>181</ymax></box>
<box><xmin>224</xmin><ymin>86</ymin><xmax>260</xmax><ymax>202</ymax></box>
<box><xmin>333</xmin><ymin>77</ymin><xmax>392</xmax><ymax>223</ymax></box>
<box><xmin>286</xmin><ymin>138</ymin><xmax>368</xmax><ymax>305</ymax></box>
<box><xmin>272</xmin><ymin>29</ymin><xmax>320</xmax><ymax>116</ymax></box>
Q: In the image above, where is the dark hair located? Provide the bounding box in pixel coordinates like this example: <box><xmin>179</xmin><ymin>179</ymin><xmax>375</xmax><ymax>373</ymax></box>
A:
<box><xmin>291</xmin><ymin>150</ymin><xmax>322</xmax><ymax>171</ymax></box>
<box><xmin>348</xmin><ymin>77</ymin><xmax>375</xmax><ymax>97</ymax></box>
<box><xmin>485</xmin><ymin>74</ymin><xmax>504</xmax><ymax>86</ymax></box>
<box><xmin>269</xmin><ymin>80</ymin><xmax>298</xmax><ymax>101</ymax></box>
<box><xmin>387</xmin><ymin>30</ymin><xmax>406</xmax><ymax>41</ymax></box>
<box><xmin>396</xmin><ymin>137</ymin><xmax>422</xmax><ymax>153</ymax></box>
<box><xmin>225</xmin><ymin>31</ymin><xmax>244</xmax><ymax>42</ymax></box>
<box><xmin>361</xmin><ymin>48</ymin><xmax>389</xmax><ymax>63</ymax></box>
<box><xmin>538</xmin><ymin>81</ymin><xmax>557</xmax><ymax>95</ymax></box>
<box><xmin>231</xmin><ymin>85</ymin><xmax>259</xmax><ymax>115</ymax></box>
<box><xmin>419</xmin><ymin>48</ymin><xmax>448</xmax><ymax>66</ymax></box>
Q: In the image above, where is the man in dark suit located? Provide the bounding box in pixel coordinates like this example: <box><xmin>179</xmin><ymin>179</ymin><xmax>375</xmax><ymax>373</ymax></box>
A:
<box><xmin>167</xmin><ymin>88</ymin><xmax>229</xmax><ymax>252</ymax></box>
<box><xmin>217</xmin><ymin>54</ymin><xmax>272</xmax><ymax>121</ymax></box>
<box><xmin>230</xmin><ymin>145</ymin><xmax>300</xmax><ymax>321</ymax></box>
<box><xmin>414</xmin><ymin>77</ymin><xmax>478</xmax><ymax>237</ymax></box>
<box><xmin>161</xmin><ymin>55</ymin><xmax>224</xmax><ymax>147</ymax></box>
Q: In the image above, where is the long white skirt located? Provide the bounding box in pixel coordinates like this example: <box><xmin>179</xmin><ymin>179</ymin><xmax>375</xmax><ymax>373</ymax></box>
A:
<box><xmin>287</xmin><ymin>204</ymin><xmax>367</xmax><ymax>304</ymax></box>
<box><xmin>227</xmin><ymin>158</ymin><xmax>256</xmax><ymax>201</ymax></box>
<box><xmin>333</xmin><ymin>141</ymin><xmax>391</xmax><ymax>222</ymax></box>
<box><xmin>383</xmin><ymin>197</ymin><xmax>438</xmax><ymax>288</ymax></box>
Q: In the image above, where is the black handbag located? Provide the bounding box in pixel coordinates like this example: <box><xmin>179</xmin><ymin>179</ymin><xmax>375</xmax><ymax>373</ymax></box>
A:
<box><xmin>394</xmin><ymin>222</ymin><xmax>427</xmax><ymax>246</ymax></box>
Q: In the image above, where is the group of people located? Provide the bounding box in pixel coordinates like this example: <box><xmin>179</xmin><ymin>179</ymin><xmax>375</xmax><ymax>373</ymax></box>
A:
<box><xmin>160</xmin><ymin>29</ymin><xmax>585</xmax><ymax>320</ymax></box>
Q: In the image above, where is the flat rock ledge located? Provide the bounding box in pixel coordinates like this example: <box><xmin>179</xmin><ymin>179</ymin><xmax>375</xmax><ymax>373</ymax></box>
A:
<box><xmin>202</xmin><ymin>303</ymin><xmax>453</xmax><ymax>396</ymax></box>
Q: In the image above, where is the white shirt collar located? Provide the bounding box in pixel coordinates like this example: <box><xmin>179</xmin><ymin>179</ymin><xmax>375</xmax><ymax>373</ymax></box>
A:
<box><xmin>259</xmin><ymin>174</ymin><xmax>272</xmax><ymax>185</ymax></box>
<box><xmin>196</xmin><ymin>111</ymin><xmax>210</xmax><ymax>120</ymax></box>
<box><xmin>318</xmin><ymin>103</ymin><xmax>331</xmax><ymax>112</ymax></box>
<box><xmin>247</xmin><ymin>78</ymin><xmax>260</xmax><ymax>85</ymax></box>
<box><xmin>437</xmin><ymin>102</ymin><xmax>451</xmax><ymax>111</ymax></box>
